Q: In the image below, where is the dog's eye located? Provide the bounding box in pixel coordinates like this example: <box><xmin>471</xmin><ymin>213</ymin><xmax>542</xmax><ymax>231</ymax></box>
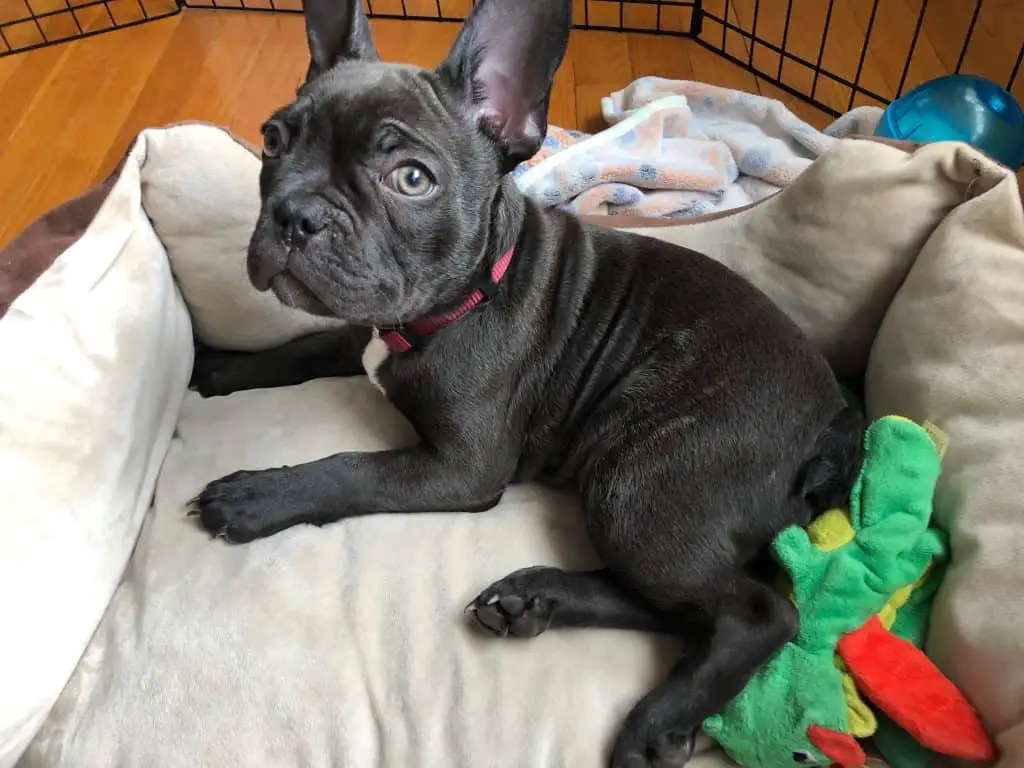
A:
<box><xmin>261</xmin><ymin>120</ymin><xmax>289</xmax><ymax>159</ymax></box>
<box><xmin>384</xmin><ymin>164</ymin><xmax>435</xmax><ymax>197</ymax></box>
<box><xmin>791</xmin><ymin>751</ymin><xmax>818</xmax><ymax>765</ymax></box>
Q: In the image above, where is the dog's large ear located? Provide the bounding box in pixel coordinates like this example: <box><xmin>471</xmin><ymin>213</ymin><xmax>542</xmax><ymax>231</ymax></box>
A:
<box><xmin>436</xmin><ymin>0</ymin><xmax>572</xmax><ymax>170</ymax></box>
<box><xmin>303</xmin><ymin>0</ymin><xmax>380</xmax><ymax>81</ymax></box>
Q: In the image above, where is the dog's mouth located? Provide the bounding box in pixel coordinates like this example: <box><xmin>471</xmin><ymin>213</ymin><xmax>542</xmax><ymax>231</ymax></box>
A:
<box><xmin>250</xmin><ymin>231</ymin><xmax>405</xmax><ymax>326</ymax></box>
<box><xmin>269</xmin><ymin>272</ymin><xmax>335</xmax><ymax>317</ymax></box>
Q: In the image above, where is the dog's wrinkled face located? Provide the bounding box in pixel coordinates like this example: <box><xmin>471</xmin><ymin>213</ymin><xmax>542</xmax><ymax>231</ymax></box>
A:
<box><xmin>248</xmin><ymin>64</ymin><xmax>502</xmax><ymax>324</ymax></box>
<box><xmin>247</xmin><ymin>0</ymin><xmax>571</xmax><ymax>326</ymax></box>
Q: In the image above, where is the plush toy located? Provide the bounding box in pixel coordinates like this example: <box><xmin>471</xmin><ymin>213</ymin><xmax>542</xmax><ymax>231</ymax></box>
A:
<box><xmin>703</xmin><ymin>416</ymin><xmax>998</xmax><ymax>768</ymax></box>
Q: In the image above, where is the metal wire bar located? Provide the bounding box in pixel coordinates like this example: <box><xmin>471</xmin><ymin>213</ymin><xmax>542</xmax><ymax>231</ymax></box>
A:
<box><xmin>28</xmin><ymin>0</ymin><xmax>49</xmax><ymax>44</ymax></box>
<box><xmin>955</xmin><ymin>0</ymin><xmax>983</xmax><ymax>73</ymax></box>
<box><xmin>720</xmin><ymin>0</ymin><xmax>728</xmax><ymax>52</ymax></box>
<box><xmin>1010</xmin><ymin>41</ymin><xmax>1023</xmax><ymax>92</ymax></box>
<box><xmin>776</xmin><ymin>0</ymin><xmax>794</xmax><ymax>82</ymax></box>
<box><xmin>847</xmin><ymin>0</ymin><xmax>880</xmax><ymax>111</ymax></box>
<box><xmin>896</xmin><ymin>0</ymin><xmax>930</xmax><ymax>98</ymax></box>
<box><xmin>66</xmin><ymin>0</ymin><xmax>85</xmax><ymax>34</ymax></box>
<box><xmin>101</xmin><ymin>0</ymin><xmax>117</xmax><ymax>27</ymax></box>
<box><xmin>810</xmin><ymin>0</ymin><xmax>836</xmax><ymax>102</ymax></box>
<box><xmin>747</xmin><ymin>0</ymin><xmax>759</xmax><ymax>68</ymax></box>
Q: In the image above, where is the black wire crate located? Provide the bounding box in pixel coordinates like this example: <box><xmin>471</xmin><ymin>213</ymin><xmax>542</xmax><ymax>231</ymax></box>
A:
<box><xmin>2</xmin><ymin>0</ymin><xmax>1021</xmax><ymax>125</ymax></box>
<box><xmin>180</xmin><ymin>0</ymin><xmax>1024</xmax><ymax>118</ymax></box>
<box><xmin>696</xmin><ymin>0</ymin><xmax>1023</xmax><ymax>117</ymax></box>
<box><xmin>0</xmin><ymin>0</ymin><xmax>179</xmax><ymax>56</ymax></box>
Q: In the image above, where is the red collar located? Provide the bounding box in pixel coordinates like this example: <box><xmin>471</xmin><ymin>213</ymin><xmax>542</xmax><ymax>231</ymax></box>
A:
<box><xmin>380</xmin><ymin>246</ymin><xmax>515</xmax><ymax>353</ymax></box>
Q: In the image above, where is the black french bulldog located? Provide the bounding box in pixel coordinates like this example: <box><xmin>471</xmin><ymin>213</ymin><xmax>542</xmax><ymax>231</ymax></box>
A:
<box><xmin>190</xmin><ymin>0</ymin><xmax>864</xmax><ymax>764</ymax></box>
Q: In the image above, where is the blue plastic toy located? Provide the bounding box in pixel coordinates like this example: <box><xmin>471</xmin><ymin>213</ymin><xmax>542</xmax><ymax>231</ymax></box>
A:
<box><xmin>875</xmin><ymin>74</ymin><xmax>1024</xmax><ymax>169</ymax></box>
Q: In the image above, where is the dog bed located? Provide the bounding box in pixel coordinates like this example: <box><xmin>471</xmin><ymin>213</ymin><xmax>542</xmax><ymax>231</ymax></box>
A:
<box><xmin>2</xmin><ymin>123</ymin><xmax>1023</xmax><ymax>768</ymax></box>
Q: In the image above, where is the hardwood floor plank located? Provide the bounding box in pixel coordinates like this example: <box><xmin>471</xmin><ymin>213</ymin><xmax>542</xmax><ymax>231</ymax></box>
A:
<box><xmin>548</xmin><ymin>52</ymin><xmax>578</xmax><ymax>133</ymax></box>
<box><xmin>627</xmin><ymin>34</ymin><xmax>696</xmax><ymax>81</ymax></box>
<box><xmin>686</xmin><ymin>42</ymin><xmax>759</xmax><ymax>92</ymax></box>
<box><xmin>401</xmin><ymin>18</ymin><xmax>459</xmax><ymax>66</ymax></box>
<box><xmin>569</xmin><ymin>30</ymin><xmax>633</xmax><ymax>132</ymax></box>
<box><xmin>227</xmin><ymin>15</ymin><xmax>309</xmax><ymax>144</ymax></box>
<box><xmin>95</xmin><ymin>13</ymin><xmax>229</xmax><ymax>175</ymax></box>
<box><xmin>0</xmin><ymin>15</ymin><xmax>178</xmax><ymax>243</ymax></box>
<box><xmin>0</xmin><ymin>44</ymin><xmax>71</xmax><ymax>148</ymax></box>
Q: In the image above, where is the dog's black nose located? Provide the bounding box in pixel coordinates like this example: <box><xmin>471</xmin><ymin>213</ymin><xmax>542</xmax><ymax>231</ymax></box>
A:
<box><xmin>274</xmin><ymin>196</ymin><xmax>327</xmax><ymax>246</ymax></box>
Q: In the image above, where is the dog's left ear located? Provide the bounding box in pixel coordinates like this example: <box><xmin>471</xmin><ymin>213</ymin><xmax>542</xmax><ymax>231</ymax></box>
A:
<box><xmin>303</xmin><ymin>0</ymin><xmax>380</xmax><ymax>82</ymax></box>
<box><xmin>437</xmin><ymin>0</ymin><xmax>572</xmax><ymax>171</ymax></box>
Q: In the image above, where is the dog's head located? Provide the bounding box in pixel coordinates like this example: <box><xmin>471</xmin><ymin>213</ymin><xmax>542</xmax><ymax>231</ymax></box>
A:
<box><xmin>247</xmin><ymin>0</ymin><xmax>571</xmax><ymax>325</ymax></box>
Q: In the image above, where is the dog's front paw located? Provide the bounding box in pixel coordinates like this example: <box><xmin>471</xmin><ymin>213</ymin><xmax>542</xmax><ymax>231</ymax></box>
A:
<box><xmin>190</xmin><ymin>347</ymin><xmax>249</xmax><ymax>398</ymax></box>
<box><xmin>466</xmin><ymin>566</ymin><xmax>564</xmax><ymax>638</ymax></box>
<box><xmin>610</xmin><ymin>724</ymin><xmax>696</xmax><ymax>768</ymax></box>
<box><xmin>190</xmin><ymin>468</ymin><xmax>305</xmax><ymax>543</ymax></box>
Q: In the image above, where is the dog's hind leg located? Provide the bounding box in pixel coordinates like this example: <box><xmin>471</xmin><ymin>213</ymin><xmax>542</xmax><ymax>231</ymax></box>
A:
<box><xmin>609</xmin><ymin>574</ymin><xmax>798</xmax><ymax>768</ymax></box>
<box><xmin>466</xmin><ymin>566</ymin><xmax>672</xmax><ymax>637</ymax></box>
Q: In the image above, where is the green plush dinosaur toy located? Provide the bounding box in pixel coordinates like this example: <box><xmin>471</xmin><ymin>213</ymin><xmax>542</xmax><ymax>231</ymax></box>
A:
<box><xmin>702</xmin><ymin>416</ymin><xmax>997</xmax><ymax>768</ymax></box>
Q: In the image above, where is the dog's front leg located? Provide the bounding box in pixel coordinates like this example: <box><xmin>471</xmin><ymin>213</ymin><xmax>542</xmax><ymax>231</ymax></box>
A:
<box><xmin>190</xmin><ymin>326</ymin><xmax>372</xmax><ymax>398</ymax></box>
<box><xmin>192</xmin><ymin>444</ymin><xmax>509</xmax><ymax>543</ymax></box>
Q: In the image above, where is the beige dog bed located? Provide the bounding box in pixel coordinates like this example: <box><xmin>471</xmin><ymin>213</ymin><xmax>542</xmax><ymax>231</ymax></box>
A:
<box><xmin>1</xmin><ymin>123</ymin><xmax>1023</xmax><ymax>768</ymax></box>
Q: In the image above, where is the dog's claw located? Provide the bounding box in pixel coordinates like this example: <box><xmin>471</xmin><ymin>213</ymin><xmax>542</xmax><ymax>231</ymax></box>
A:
<box><xmin>484</xmin><ymin>593</ymin><xmax>500</xmax><ymax>606</ymax></box>
<box><xmin>464</xmin><ymin>600</ymin><xmax>478</xmax><ymax>614</ymax></box>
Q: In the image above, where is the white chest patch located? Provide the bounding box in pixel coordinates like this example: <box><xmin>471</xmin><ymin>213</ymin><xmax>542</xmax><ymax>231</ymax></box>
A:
<box><xmin>361</xmin><ymin>330</ymin><xmax>390</xmax><ymax>395</ymax></box>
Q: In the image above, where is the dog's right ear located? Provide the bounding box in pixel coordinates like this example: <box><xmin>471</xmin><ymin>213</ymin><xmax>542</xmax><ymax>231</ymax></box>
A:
<box><xmin>303</xmin><ymin>0</ymin><xmax>380</xmax><ymax>81</ymax></box>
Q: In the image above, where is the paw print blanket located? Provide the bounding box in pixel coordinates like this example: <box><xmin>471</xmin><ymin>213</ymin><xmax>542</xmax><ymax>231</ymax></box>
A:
<box><xmin>514</xmin><ymin>77</ymin><xmax>882</xmax><ymax>219</ymax></box>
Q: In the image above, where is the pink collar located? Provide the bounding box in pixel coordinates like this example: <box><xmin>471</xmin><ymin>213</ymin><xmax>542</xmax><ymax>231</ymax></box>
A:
<box><xmin>380</xmin><ymin>246</ymin><xmax>515</xmax><ymax>353</ymax></box>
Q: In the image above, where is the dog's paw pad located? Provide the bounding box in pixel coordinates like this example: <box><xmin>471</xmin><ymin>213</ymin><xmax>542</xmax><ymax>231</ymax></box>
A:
<box><xmin>465</xmin><ymin>574</ymin><xmax>556</xmax><ymax>638</ymax></box>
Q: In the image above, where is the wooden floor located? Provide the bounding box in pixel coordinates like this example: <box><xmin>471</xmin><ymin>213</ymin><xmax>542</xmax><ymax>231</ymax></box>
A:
<box><xmin>0</xmin><ymin>5</ymin><xmax>1020</xmax><ymax>246</ymax></box>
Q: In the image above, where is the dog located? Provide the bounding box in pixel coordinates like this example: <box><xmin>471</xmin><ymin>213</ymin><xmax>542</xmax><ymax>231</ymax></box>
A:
<box><xmin>189</xmin><ymin>0</ymin><xmax>864</xmax><ymax>764</ymax></box>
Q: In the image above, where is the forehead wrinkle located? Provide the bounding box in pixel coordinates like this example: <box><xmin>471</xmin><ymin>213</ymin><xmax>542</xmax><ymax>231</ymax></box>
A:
<box><xmin>413</xmin><ymin>69</ymin><xmax>463</xmax><ymax>131</ymax></box>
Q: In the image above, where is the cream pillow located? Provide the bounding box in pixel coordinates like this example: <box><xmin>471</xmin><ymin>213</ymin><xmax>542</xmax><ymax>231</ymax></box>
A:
<box><xmin>865</xmin><ymin>144</ymin><xmax>1024</xmax><ymax>766</ymax></box>
<box><xmin>0</xmin><ymin>139</ymin><xmax>193</xmax><ymax>767</ymax></box>
<box><xmin>619</xmin><ymin>140</ymin><xmax>974</xmax><ymax>377</ymax></box>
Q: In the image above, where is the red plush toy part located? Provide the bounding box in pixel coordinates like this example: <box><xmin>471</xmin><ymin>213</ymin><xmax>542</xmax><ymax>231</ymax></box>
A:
<box><xmin>807</xmin><ymin>725</ymin><xmax>866</xmax><ymax>767</ymax></box>
<box><xmin>837</xmin><ymin>616</ymin><xmax>998</xmax><ymax>764</ymax></box>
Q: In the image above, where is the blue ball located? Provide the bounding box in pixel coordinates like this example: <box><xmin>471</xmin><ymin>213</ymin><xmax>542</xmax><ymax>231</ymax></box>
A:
<box><xmin>875</xmin><ymin>74</ymin><xmax>1024</xmax><ymax>168</ymax></box>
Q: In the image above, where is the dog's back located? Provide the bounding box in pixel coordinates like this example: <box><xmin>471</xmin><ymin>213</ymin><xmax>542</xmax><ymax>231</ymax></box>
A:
<box><xmin>499</xmin><ymin>205</ymin><xmax>859</xmax><ymax>593</ymax></box>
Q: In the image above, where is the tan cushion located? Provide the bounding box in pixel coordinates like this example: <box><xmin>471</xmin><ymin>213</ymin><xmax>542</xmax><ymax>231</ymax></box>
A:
<box><xmin>617</xmin><ymin>139</ymin><xmax>972</xmax><ymax>377</ymax></box>
<box><xmin>865</xmin><ymin>143</ymin><xmax>1024</xmax><ymax>766</ymax></box>
<box><xmin>13</xmin><ymin>123</ymin><xmax>1024</xmax><ymax>768</ymax></box>
<box><xmin>0</xmin><ymin>138</ymin><xmax>192</xmax><ymax>767</ymax></box>
<box><xmin>21</xmin><ymin>377</ymin><xmax>739</xmax><ymax>768</ymax></box>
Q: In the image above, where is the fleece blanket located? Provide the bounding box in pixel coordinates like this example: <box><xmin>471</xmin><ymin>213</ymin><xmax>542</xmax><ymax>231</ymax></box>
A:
<box><xmin>513</xmin><ymin>77</ymin><xmax>883</xmax><ymax>218</ymax></box>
